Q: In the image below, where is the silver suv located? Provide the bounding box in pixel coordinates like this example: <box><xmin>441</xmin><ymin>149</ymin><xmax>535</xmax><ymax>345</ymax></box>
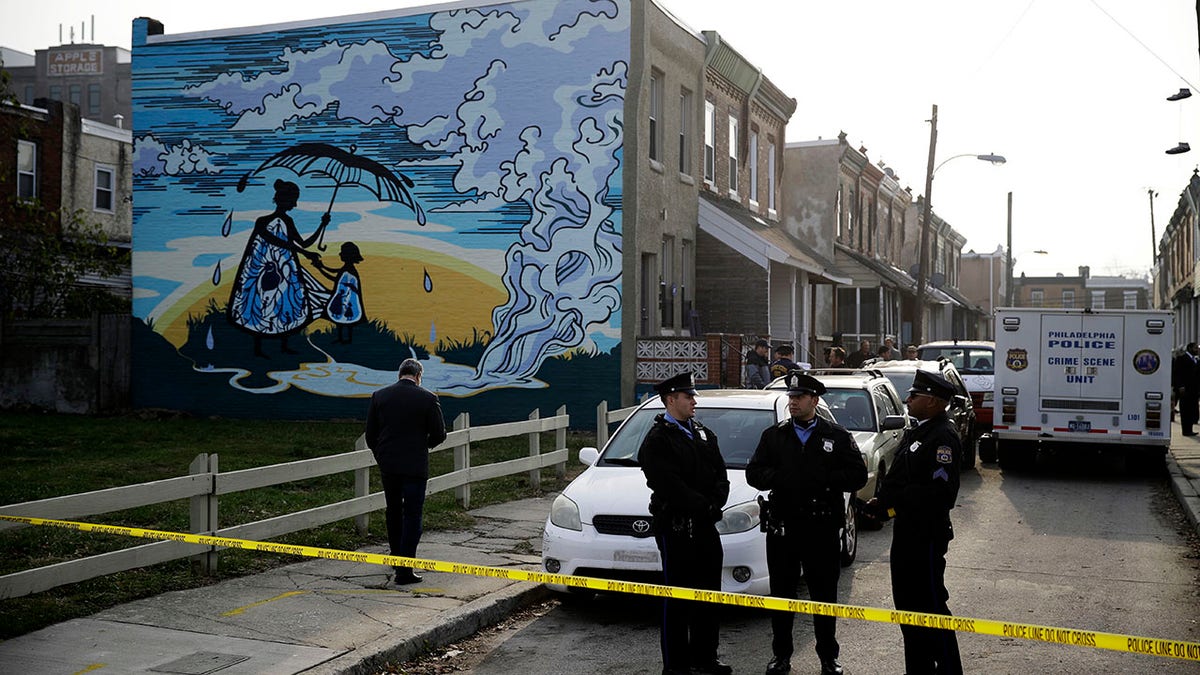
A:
<box><xmin>872</xmin><ymin>359</ymin><xmax>979</xmax><ymax>468</ymax></box>
<box><xmin>767</xmin><ymin>368</ymin><xmax>910</xmax><ymax>508</ymax></box>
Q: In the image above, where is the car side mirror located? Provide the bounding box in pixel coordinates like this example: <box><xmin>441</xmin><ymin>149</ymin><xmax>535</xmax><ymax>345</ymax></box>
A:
<box><xmin>579</xmin><ymin>447</ymin><xmax>599</xmax><ymax>466</ymax></box>
<box><xmin>881</xmin><ymin>414</ymin><xmax>907</xmax><ymax>431</ymax></box>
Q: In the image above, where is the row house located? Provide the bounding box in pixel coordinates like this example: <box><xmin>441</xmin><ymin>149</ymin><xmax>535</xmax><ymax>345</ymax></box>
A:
<box><xmin>959</xmin><ymin>244</ymin><xmax>1011</xmax><ymax>339</ymax></box>
<box><xmin>1013</xmin><ymin>266</ymin><xmax>1150</xmax><ymax>311</ymax></box>
<box><xmin>903</xmin><ymin>199</ymin><xmax>982</xmax><ymax>341</ymax></box>
<box><xmin>1153</xmin><ymin>170</ymin><xmax>1200</xmax><ymax>347</ymax></box>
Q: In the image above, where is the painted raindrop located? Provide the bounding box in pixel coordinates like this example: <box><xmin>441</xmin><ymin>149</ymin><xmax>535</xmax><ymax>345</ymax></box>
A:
<box><xmin>206</xmin><ymin>326</ymin><xmax>215</xmax><ymax>350</ymax></box>
<box><xmin>429</xmin><ymin>320</ymin><xmax>437</xmax><ymax>345</ymax></box>
<box><xmin>423</xmin><ymin>268</ymin><xmax>433</xmax><ymax>293</ymax></box>
<box><xmin>222</xmin><ymin>211</ymin><xmax>232</xmax><ymax>237</ymax></box>
<box><xmin>212</xmin><ymin>260</ymin><xmax>221</xmax><ymax>286</ymax></box>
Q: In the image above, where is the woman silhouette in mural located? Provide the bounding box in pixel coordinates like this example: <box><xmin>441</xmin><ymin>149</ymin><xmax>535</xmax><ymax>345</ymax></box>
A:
<box><xmin>227</xmin><ymin>179</ymin><xmax>330</xmax><ymax>357</ymax></box>
<box><xmin>315</xmin><ymin>241</ymin><xmax>366</xmax><ymax>344</ymax></box>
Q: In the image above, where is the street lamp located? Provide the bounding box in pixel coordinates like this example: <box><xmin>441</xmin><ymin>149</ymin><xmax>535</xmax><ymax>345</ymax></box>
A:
<box><xmin>912</xmin><ymin>104</ymin><xmax>1007</xmax><ymax>346</ymax></box>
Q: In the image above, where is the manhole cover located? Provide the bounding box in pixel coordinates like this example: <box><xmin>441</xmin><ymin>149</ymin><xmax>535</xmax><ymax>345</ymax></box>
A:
<box><xmin>150</xmin><ymin>651</ymin><xmax>250</xmax><ymax>674</ymax></box>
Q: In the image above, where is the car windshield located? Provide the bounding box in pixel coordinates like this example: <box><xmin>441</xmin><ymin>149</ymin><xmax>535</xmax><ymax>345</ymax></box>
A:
<box><xmin>821</xmin><ymin>389</ymin><xmax>875</xmax><ymax>431</ymax></box>
<box><xmin>919</xmin><ymin>346</ymin><xmax>994</xmax><ymax>375</ymax></box>
<box><xmin>598</xmin><ymin>407</ymin><xmax>777</xmax><ymax>469</ymax></box>
<box><xmin>880</xmin><ymin>371</ymin><xmax>916</xmax><ymax>398</ymax></box>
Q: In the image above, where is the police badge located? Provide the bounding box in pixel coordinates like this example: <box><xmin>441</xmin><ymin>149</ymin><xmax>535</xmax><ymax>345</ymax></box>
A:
<box><xmin>823</xmin><ymin>439</ymin><xmax>834</xmax><ymax>453</ymax></box>
<box><xmin>1006</xmin><ymin>348</ymin><xmax>1028</xmax><ymax>371</ymax></box>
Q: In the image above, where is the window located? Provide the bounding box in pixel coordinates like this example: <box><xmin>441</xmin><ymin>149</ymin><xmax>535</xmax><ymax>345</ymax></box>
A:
<box><xmin>1061</xmin><ymin>290</ymin><xmax>1074</xmax><ymax>308</ymax></box>
<box><xmin>767</xmin><ymin>142</ymin><xmax>777</xmax><ymax>212</ymax></box>
<box><xmin>1123</xmin><ymin>290</ymin><xmax>1137</xmax><ymax>309</ymax></box>
<box><xmin>1092</xmin><ymin>290</ymin><xmax>1105</xmax><ymax>309</ymax></box>
<box><xmin>49</xmin><ymin>85</ymin><xmax>62</xmax><ymax>100</ymax></box>
<box><xmin>69</xmin><ymin>84</ymin><xmax>82</xmax><ymax>106</ymax></box>
<box><xmin>728</xmin><ymin>115</ymin><xmax>739</xmax><ymax>195</ymax></box>
<box><xmin>648</xmin><ymin>71</ymin><xmax>662</xmax><ymax>162</ymax></box>
<box><xmin>88</xmin><ymin>83</ymin><xmax>102</xmax><ymax>116</ymax></box>
<box><xmin>748</xmin><ymin>130</ymin><xmax>758</xmax><ymax>205</ymax></box>
<box><xmin>23</xmin><ymin>84</ymin><xmax>34</xmax><ymax>104</ymax></box>
<box><xmin>94</xmin><ymin>164</ymin><xmax>115</xmax><ymax>212</ymax></box>
<box><xmin>660</xmin><ymin>235</ymin><xmax>675</xmax><ymax>329</ymax></box>
<box><xmin>704</xmin><ymin>101</ymin><xmax>715</xmax><ymax>183</ymax></box>
<box><xmin>1030</xmin><ymin>290</ymin><xmax>1044</xmax><ymax>307</ymax></box>
<box><xmin>679</xmin><ymin>88</ymin><xmax>692</xmax><ymax>174</ymax></box>
<box><xmin>17</xmin><ymin>140</ymin><xmax>37</xmax><ymax>201</ymax></box>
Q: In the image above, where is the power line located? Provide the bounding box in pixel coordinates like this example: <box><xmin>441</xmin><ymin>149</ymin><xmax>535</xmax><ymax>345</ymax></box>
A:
<box><xmin>1089</xmin><ymin>0</ymin><xmax>1197</xmax><ymax>91</ymax></box>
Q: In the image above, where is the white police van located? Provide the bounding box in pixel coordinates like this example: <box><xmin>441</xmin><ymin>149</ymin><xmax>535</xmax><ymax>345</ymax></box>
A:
<box><xmin>992</xmin><ymin>308</ymin><xmax>1172</xmax><ymax>469</ymax></box>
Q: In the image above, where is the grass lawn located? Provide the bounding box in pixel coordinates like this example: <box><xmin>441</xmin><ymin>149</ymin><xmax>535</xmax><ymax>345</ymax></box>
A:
<box><xmin>0</xmin><ymin>410</ymin><xmax>592</xmax><ymax>638</ymax></box>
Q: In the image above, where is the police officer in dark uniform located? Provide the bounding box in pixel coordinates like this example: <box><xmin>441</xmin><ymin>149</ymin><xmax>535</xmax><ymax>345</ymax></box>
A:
<box><xmin>640</xmin><ymin>372</ymin><xmax>733</xmax><ymax>675</ymax></box>
<box><xmin>866</xmin><ymin>369</ymin><xmax>963</xmax><ymax>675</ymax></box>
<box><xmin>747</xmin><ymin>372</ymin><xmax>867</xmax><ymax>675</ymax></box>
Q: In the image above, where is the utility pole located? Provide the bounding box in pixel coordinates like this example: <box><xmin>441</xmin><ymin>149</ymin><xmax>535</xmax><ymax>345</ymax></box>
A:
<box><xmin>913</xmin><ymin>104</ymin><xmax>937</xmax><ymax>347</ymax></box>
<box><xmin>1005</xmin><ymin>192</ymin><xmax>1014</xmax><ymax>307</ymax></box>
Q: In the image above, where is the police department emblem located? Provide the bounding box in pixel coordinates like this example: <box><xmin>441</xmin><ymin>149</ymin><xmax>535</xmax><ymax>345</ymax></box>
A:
<box><xmin>1006</xmin><ymin>348</ymin><xmax>1029</xmax><ymax>371</ymax></box>
<box><xmin>1132</xmin><ymin>349</ymin><xmax>1160</xmax><ymax>375</ymax></box>
<box><xmin>936</xmin><ymin>446</ymin><xmax>953</xmax><ymax>464</ymax></box>
<box><xmin>823</xmin><ymin>439</ymin><xmax>834</xmax><ymax>453</ymax></box>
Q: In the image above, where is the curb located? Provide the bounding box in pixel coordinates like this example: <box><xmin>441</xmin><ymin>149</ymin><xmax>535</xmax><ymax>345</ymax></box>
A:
<box><xmin>1166</xmin><ymin>453</ymin><xmax>1200</xmax><ymax>540</ymax></box>
<box><xmin>303</xmin><ymin>581</ymin><xmax>553</xmax><ymax>675</ymax></box>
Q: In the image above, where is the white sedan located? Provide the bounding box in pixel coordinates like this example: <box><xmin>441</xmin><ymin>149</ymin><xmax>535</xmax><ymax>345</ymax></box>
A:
<box><xmin>541</xmin><ymin>389</ymin><xmax>858</xmax><ymax>596</ymax></box>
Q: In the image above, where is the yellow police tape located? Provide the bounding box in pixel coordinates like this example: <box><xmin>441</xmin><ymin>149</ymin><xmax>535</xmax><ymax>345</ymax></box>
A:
<box><xmin>3</xmin><ymin>514</ymin><xmax>1198</xmax><ymax>662</ymax></box>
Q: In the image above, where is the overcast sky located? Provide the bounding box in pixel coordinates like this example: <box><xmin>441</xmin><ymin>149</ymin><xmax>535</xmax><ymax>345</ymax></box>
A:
<box><xmin>5</xmin><ymin>0</ymin><xmax>1198</xmax><ymax>279</ymax></box>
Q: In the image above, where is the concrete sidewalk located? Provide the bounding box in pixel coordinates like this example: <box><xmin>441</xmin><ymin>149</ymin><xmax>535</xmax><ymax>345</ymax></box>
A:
<box><xmin>0</xmin><ymin>497</ymin><xmax>555</xmax><ymax>675</ymax></box>
<box><xmin>2</xmin><ymin>429</ymin><xmax>1199</xmax><ymax>675</ymax></box>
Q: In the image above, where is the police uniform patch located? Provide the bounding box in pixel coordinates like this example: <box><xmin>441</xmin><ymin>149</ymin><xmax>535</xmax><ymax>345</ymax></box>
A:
<box><xmin>909</xmin><ymin>441</ymin><xmax>922</xmax><ymax>453</ymax></box>
<box><xmin>823</xmin><ymin>439</ymin><xmax>834</xmax><ymax>453</ymax></box>
<box><xmin>936</xmin><ymin>446</ymin><xmax>953</xmax><ymax>464</ymax></box>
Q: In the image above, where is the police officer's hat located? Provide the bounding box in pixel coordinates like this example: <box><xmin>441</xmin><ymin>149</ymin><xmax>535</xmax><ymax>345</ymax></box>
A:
<box><xmin>784</xmin><ymin>371</ymin><xmax>826</xmax><ymax>397</ymax></box>
<box><xmin>908</xmin><ymin>369</ymin><xmax>956</xmax><ymax>400</ymax></box>
<box><xmin>654</xmin><ymin>372</ymin><xmax>697</xmax><ymax>396</ymax></box>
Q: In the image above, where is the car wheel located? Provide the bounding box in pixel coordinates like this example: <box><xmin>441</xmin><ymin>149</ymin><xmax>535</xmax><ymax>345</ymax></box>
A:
<box><xmin>840</xmin><ymin>499</ymin><xmax>858</xmax><ymax>567</ymax></box>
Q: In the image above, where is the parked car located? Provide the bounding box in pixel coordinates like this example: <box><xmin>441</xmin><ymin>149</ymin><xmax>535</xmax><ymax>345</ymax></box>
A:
<box><xmin>918</xmin><ymin>340</ymin><xmax>997</xmax><ymax>462</ymax></box>
<box><xmin>541</xmin><ymin>389</ymin><xmax>860</xmax><ymax>596</ymax></box>
<box><xmin>872</xmin><ymin>359</ymin><xmax>979</xmax><ymax>468</ymax></box>
<box><xmin>766</xmin><ymin>368</ymin><xmax>909</xmax><ymax>507</ymax></box>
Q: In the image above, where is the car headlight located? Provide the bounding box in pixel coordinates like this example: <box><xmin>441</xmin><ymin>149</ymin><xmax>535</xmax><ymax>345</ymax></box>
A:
<box><xmin>550</xmin><ymin>493</ymin><xmax>582</xmax><ymax>531</ymax></box>
<box><xmin>714</xmin><ymin>499</ymin><xmax>760</xmax><ymax>535</ymax></box>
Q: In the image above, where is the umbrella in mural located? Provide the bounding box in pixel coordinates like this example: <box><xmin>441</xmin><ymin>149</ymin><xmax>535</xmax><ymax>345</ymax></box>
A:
<box><xmin>236</xmin><ymin>143</ymin><xmax>426</xmax><ymax>249</ymax></box>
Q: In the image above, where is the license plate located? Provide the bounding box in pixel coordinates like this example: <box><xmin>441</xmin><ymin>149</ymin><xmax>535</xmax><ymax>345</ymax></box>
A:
<box><xmin>1068</xmin><ymin>420</ymin><xmax>1091</xmax><ymax>432</ymax></box>
<box><xmin>613</xmin><ymin>550</ymin><xmax>658</xmax><ymax>563</ymax></box>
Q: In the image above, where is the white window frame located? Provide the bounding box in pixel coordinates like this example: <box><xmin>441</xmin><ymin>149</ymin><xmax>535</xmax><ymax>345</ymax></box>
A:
<box><xmin>767</xmin><ymin>141</ymin><xmax>777</xmax><ymax>215</ymax></box>
<box><xmin>728</xmin><ymin>115</ymin><xmax>739</xmax><ymax>197</ymax></box>
<box><xmin>748</xmin><ymin>130</ymin><xmax>759</xmax><ymax>207</ymax></box>
<box><xmin>648</xmin><ymin>71</ymin><xmax>662</xmax><ymax>163</ymax></box>
<box><xmin>17</xmin><ymin>140</ymin><xmax>37</xmax><ymax>201</ymax></box>
<box><xmin>1030</xmin><ymin>289</ymin><xmax>1044</xmax><ymax>307</ymax></box>
<box><xmin>1061</xmin><ymin>290</ymin><xmax>1074</xmax><ymax>309</ymax></box>
<box><xmin>94</xmin><ymin>164</ymin><xmax>115</xmax><ymax>213</ymax></box>
<box><xmin>679</xmin><ymin>88</ymin><xmax>692</xmax><ymax>175</ymax></box>
<box><xmin>704</xmin><ymin>100</ymin><xmax>715</xmax><ymax>184</ymax></box>
<box><xmin>1091</xmin><ymin>290</ymin><xmax>1105</xmax><ymax>309</ymax></box>
<box><xmin>1123</xmin><ymin>290</ymin><xmax>1137</xmax><ymax>309</ymax></box>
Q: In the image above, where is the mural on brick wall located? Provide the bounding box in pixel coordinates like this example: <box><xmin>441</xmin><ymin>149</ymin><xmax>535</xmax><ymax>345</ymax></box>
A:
<box><xmin>130</xmin><ymin>0</ymin><xmax>627</xmax><ymax>421</ymax></box>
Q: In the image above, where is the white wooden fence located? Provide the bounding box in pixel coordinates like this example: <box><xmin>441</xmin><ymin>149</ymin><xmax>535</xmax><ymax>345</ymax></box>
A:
<box><xmin>0</xmin><ymin>407</ymin><xmax>569</xmax><ymax>600</ymax></box>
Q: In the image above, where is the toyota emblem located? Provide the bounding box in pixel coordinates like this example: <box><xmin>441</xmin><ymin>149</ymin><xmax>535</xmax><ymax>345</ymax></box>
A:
<box><xmin>632</xmin><ymin>519</ymin><xmax>651</xmax><ymax>534</ymax></box>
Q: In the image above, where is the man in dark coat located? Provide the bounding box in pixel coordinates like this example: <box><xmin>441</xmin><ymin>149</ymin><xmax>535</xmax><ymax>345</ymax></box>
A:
<box><xmin>365</xmin><ymin>358</ymin><xmax>447</xmax><ymax>585</ymax></box>
<box><xmin>866</xmin><ymin>369</ymin><xmax>963</xmax><ymax>675</ymax></box>
<box><xmin>1172</xmin><ymin>343</ymin><xmax>1200</xmax><ymax>435</ymax></box>
<box><xmin>844</xmin><ymin>340</ymin><xmax>873</xmax><ymax>368</ymax></box>
<box><xmin>770</xmin><ymin>344</ymin><xmax>801</xmax><ymax>380</ymax></box>
<box><xmin>640</xmin><ymin>372</ymin><xmax>733</xmax><ymax>675</ymax></box>
<box><xmin>747</xmin><ymin>372</ymin><xmax>867</xmax><ymax>675</ymax></box>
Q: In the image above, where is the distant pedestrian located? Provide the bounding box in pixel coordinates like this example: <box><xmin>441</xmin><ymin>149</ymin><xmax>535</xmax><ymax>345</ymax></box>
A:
<box><xmin>828</xmin><ymin>346</ymin><xmax>846</xmax><ymax>368</ymax></box>
<box><xmin>876</xmin><ymin>345</ymin><xmax>892</xmax><ymax>362</ymax></box>
<box><xmin>1172</xmin><ymin>343</ymin><xmax>1200</xmax><ymax>435</ymax></box>
<box><xmin>744</xmin><ymin>339</ymin><xmax>772</xmax><ymax>389</ymax></box>
<box><xmin>845</xmin><ymin>340</ymin><xmax>872</xmax><ymax>368</ymax></box>
<box><xmin>365</xmin><ymin>358</ymin><xmax>447</xmax><ymax>585</ymax></box>
<box><xmin>640</xmin><ymin>372</ymin><xmax>733</xmax><ymax>675</ymax></box>
<box><xmin>883</xmin><ymin>337</ymin><xmax>902</xmax><ymax>360</ymax></box>
<box><xmin>904</xmin><ymin>345</ymin><xmax>920</xmax><ymax>361</ymax></box>
<box><xmin>770</xmin><ymin>344</ymin><xmax>801</xmax><ymax>379</ymax></box>
<box><xmin>866</xmin><ymin>370</ymin><xmax>963</xmax><ymax>675</ymax></box>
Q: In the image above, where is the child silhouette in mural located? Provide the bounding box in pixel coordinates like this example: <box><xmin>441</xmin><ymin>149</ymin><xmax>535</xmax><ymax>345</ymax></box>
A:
<box><xmin>227</xmin><ymin>179</ymin><xmax>330</xmax><ymax>357</ymax></box>
<box><xmin>315</xmin><ymin>241</ymin><xmax>366</xmax><ymax>344</ymax></box>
